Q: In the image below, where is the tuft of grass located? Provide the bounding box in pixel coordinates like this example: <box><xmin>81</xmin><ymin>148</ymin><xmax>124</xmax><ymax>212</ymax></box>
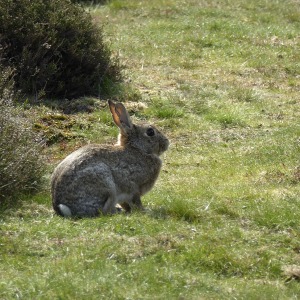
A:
<box><xmin>145</xmin><ymin>97</ymin><xmax>185</xmax><ymax>119</ymax></box>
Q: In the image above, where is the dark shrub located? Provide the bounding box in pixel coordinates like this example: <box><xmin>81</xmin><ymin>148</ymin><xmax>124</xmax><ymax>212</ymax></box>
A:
<box><xmin>0</xmin><ymin>0</ymin><xmax>120</xmax><ymax>99</ymax></box>
<box><xmin>0</xmin><ymin>67</ymin><xmax>44</xmax><ymax>205</ymax></box>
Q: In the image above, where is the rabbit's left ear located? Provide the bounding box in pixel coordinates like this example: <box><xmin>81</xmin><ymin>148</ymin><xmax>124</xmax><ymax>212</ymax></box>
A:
<box><xmin>108</xmin><ymin>100</ymin><xmax>133</xmax><ymax>133</ymax></box>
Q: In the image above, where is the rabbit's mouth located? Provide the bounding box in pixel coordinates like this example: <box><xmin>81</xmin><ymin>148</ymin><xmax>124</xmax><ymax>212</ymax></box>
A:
<box><xmin>157</xmin><ymin>139</ymin><xmax>169</xmax><ymax>156</ymax></box>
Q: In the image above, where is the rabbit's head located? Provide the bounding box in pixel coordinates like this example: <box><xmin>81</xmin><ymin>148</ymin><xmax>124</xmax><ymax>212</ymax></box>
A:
<box><xmin>109</xmin><ymin>100</ymin><xmax>169</xmax><ymax>156</ymax></box>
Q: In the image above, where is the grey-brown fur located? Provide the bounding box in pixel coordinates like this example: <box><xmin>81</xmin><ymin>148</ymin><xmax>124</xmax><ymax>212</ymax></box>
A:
<box><xmin>51</xmin><ymin>100</ymin><xmax>169</xmax><ymax>217</ymax></box>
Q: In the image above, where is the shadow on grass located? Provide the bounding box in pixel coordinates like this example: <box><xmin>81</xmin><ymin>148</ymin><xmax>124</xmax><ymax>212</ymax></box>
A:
<box><xmin>0</xmin><ymin>191</ymin><xmax>52</xmax><ymax>219</ymax></box>
<box><xmin>20</xmin><ymin>81</ymin><xmax>141</xmax><ymax>115</ymax></box>
<box><xmin>147</xmin><ymin>205</ymin><xmax>205</xmax><ymax>224</ymax></box>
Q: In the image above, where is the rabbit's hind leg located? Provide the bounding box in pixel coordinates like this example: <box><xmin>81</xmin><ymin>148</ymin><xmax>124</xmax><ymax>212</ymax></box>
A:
<box><xmin>56</xmin><ymin>202</ymin><xmax>100</xmax><ymax>218</ymax></box>
<box><xmin>76</xmin><ymin>201</ymin><xmax>102</xmax><ymax>217</ymax></box>
<box><xmin>102</xmin><ymin>194</ymin><xmax>117</xmax><ymax>215</ymax></box>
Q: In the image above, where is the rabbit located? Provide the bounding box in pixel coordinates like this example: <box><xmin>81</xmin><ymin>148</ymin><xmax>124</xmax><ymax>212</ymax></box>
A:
<box><xmin>51</xmin><ymin>100</ymin><xmax>169</xmax><ymax>217</ymax></box>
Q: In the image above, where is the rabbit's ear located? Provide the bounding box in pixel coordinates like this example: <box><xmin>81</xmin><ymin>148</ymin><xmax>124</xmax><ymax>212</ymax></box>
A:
<box><xmin>108</xmin><ymin>100</ymin><xmax>133</xmax><ymax>133</ymax></box>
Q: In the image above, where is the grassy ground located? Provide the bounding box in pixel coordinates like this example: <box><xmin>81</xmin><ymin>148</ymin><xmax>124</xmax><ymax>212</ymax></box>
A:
<box><xmin>1</xmin><ymin>0</ymin><xmax>300</xmax><ymax>298</ymax></box>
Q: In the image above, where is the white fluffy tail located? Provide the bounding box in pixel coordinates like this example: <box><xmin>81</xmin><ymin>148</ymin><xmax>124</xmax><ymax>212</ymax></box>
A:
<box><xmin>58</xmin><ymin>204</ymin><xmax>72</xmax><ymax>217</ymax></box>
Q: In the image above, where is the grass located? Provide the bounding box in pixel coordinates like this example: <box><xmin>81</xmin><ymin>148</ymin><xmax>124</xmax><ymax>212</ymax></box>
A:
<box><xmin>1</xmin><ymin>0</ymin><xmax>300</xmax><ymax>298</ymax></box>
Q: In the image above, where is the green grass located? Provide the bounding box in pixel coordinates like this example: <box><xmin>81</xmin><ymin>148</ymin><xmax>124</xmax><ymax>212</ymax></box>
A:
<box><xmin>1</xmin><ymin>0</ymin><xmax>300</xmax><ymax>298</ymax></box>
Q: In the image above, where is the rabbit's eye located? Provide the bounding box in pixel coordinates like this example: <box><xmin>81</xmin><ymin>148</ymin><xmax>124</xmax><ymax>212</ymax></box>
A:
<box><xmin>146</xmin><ymin>127</ymin><xmax>155</xmax><ymax>137</ymax></box>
